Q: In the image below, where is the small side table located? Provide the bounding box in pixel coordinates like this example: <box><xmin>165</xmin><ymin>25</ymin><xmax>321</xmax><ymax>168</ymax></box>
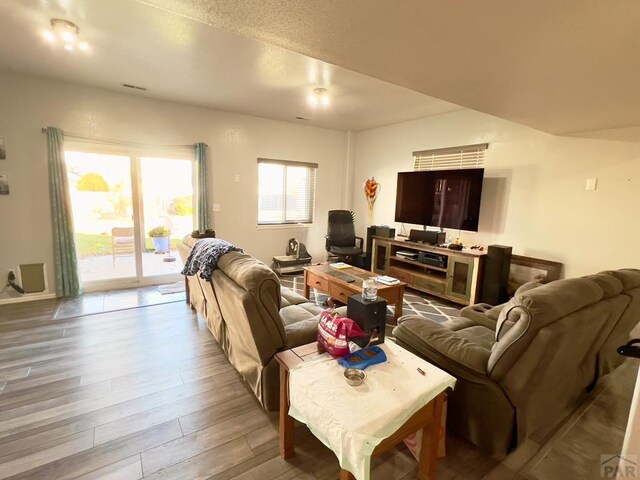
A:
<box><xmin>275</xmin><ymin>343</ymin><xmax>447</xmax><ymax>480</ymax></box>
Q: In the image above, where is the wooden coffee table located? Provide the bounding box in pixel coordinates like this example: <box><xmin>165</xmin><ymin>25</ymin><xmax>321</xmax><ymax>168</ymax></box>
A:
<box><xmin>303</xmin><ymin>263</ymin><xmax>406</xmax><ymax>322</ymax></box>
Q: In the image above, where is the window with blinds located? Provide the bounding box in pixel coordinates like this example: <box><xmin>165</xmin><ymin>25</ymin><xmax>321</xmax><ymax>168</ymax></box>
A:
<box><xmin>413</xmin><ymin>143</ymin><xmax>488</xmax><ymax>171</ymax></box>
<box><xmin>257</xmin><ymin>158</ymin><xmax>317</xmax><ymax>225</ymax></box>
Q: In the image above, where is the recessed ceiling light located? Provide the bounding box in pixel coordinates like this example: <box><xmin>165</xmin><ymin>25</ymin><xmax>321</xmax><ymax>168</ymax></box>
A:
<box><xmin>308</xmin><ymin>87</ymin><xmax>330</xmax><ymax>107</ymax></box>
<box><xmin>43</xmin><ymin>19</ymin><xmax>89</xmax><ymax>52</ymax></box>
<box><xmin>61</xmin><ymin>30</ymin><xmax>75</xmax><ymax>43</ymax></box>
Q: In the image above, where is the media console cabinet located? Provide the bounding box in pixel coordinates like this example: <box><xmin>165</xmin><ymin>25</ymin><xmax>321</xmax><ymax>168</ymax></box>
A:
<box><xmin>371</xmin><ymin>236</ymin><xmax>486</xmax><ymax>305</ymax></box>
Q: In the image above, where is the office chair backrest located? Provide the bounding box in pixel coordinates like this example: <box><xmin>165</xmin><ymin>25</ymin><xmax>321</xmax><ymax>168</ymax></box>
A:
<box><xmin>327</xmin><ymin>210</ymin><xmax>357</xmax><ymax>247</ymax></box>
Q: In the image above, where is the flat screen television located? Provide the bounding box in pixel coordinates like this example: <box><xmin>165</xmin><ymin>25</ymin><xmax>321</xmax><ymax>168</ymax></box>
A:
<box><xmin>394</xmin><ymin>168</ymin><xmax>484</xmax><ymax>231</ymax></box>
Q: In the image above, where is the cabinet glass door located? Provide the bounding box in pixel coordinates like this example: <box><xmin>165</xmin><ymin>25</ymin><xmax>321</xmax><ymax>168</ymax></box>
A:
<box><xmin>374</xmin><ymin>242</ymin><xmax>389</xmax><ymax>274</ymax></box>
<box><xmin>446</xmin><ymin>257</ymin><xmax>474</xmax><ymax>301</ymax></box>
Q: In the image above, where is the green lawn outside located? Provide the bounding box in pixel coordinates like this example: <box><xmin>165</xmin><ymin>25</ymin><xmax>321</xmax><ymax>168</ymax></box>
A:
<box><xmin>75</xmin><ymin>233</ymin><xmax>181</xmax><ymax>258</ymax></box>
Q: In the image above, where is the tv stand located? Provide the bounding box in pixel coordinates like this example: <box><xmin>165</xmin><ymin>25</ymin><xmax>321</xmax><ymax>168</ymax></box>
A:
<box><xmin>371</xmin><ymin>236</ymin><xmax>485</xmax><ymax>305</ymax></box>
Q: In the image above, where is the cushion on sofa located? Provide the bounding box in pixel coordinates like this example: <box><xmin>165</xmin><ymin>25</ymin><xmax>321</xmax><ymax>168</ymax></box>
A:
<box><xmin>217</xmin><ymin>251</ymin><xmax>281</xmax><ymax>303</ymax></box>
<box><xmin>395</xmin><ymin>316</ymin><xmax>491</xmax><ymax>375</ymax></box>
<box><xmin>283</xmin><ymin>305</ymin><xmax>348</xmax><ymax>348</ymax></box>
<box><xmin>440</xmin><ymin>317</ymin><xmax>495</xmax><ymax>350</ymax></box>
<box><xmin>280</xmin><ymin>302</ymin><xmax>324</xmax><ymax>326</ymax></box>
<box><xmin>460</xmin><ymin>304</ymin><xmax>503</xmax><ymax>329</ymax></box>
<box><xmin>609</xmin><ymin>269</ymin><xmax>640</xmax><ymax>291</ymax></box>
<box><xmin>280</xmin><ymin>287</ymin><xmax>310</xmax><ymax>308</ymax></box>
<box><xmin>583</xmin><ymin>272</ymin><xmax>624</xmax><ymax>298</ymax></box>
<box><xmin>515</xmin><ymin>281</ymin><xmax>543</xmax><ymax>295</ymax></box>
<box><xmin>456</xmin><ymin>325</ymin><xmax>496</xmax><ymax>350</ymax></box>
<box><xmin>495</xmin><ymin>278</ymin><xmax>604</xmax><ymax>342</ymax></box>
<box><xmin>181</xmin><ymin>234</ymin><xmax>199</xmax><ymax>249</ymax></box>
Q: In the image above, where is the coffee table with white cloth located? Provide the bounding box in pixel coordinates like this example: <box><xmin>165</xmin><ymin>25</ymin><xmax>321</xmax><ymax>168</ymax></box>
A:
<box><xmin>275</xmin><ymin>340</ymin><xmax>456</xmax><ymax>480</ymax></box>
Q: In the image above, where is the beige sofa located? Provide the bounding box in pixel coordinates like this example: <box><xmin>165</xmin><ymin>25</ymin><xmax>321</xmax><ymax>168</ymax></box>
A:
<box><xmin>178</xmin><ymin>236</ymin><xmax>335</xmax><ymax>411</ymax></box>
<box><xmin>393</xmin><ymin>269</ymin><xmax>640</xmax><ymax>457</ymax></box>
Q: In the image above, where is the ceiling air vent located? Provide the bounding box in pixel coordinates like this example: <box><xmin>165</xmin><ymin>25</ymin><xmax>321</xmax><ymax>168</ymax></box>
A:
<box><xmin>121</xmin><ymin>83</ymin><xmax>148</xmax><ymax>91</ymax></box>
<box><xmin>295</xmin><ymin>116</ymin><xmax>311</xmax><ymax>121</ymax></box>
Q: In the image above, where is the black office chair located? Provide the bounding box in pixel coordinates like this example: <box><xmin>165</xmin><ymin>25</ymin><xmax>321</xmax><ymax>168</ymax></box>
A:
<box><xmin>325</xmin><ymin>210</ymin><xmax>364</xmax><ymax>261</ymax></box>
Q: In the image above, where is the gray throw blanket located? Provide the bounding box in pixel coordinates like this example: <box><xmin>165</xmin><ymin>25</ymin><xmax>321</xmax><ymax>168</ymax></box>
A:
<box><xmin>181</xmin><ymin>238</ymin><xmax>243</xmax><ymax>281</ymax></box>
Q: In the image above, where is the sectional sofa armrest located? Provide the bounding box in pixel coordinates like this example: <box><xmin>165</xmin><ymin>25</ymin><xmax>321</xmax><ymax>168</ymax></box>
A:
<box><xmin>460</xmin><ymin>303</ymin><xmax>503</xmax><ymax>330</ymax></box>
<box><xmin>393</xmin><ymin>316</ymin><xmax>491</xmax><ymax>379</ymax></box>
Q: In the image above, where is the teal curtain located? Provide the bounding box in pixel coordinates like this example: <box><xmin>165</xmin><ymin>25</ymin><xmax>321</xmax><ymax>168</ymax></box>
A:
<box><xmin>195</xmin><ymin>143</ymin><xmax>210</xmax><ymax>231</ymax></box>
<box><xmin>46</xmin><ymin>127</ymin><xmax>81</xmax><ymax>297</ymax></box>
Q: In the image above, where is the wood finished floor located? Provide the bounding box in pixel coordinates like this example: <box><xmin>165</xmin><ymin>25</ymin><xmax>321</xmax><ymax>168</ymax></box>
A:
<box><xmin>0</xmin><ymin>298</ymin><xmax>636</xmax><ymax>480</ymax></box>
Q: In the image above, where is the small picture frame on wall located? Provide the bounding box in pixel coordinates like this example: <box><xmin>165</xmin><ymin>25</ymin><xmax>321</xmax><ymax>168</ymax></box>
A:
<box><xmin>0</xmin><ymin>172</ymin><xmax>8</xmax><ymax>195</ymax></box>
<box><xmin>0</xmin><ymin>137</ymin><xmax>5</xmax><ymax>160</ymax></box>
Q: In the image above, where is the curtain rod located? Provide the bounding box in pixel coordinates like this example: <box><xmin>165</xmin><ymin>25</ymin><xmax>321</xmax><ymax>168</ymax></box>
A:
<box><xmin>40</xmin><ymin>128</ymin><xmax>207</xmax><ymax>148</ymax></box>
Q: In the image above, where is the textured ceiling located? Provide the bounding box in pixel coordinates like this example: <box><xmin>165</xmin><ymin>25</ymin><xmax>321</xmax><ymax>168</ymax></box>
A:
<box><xmin>0</xmin><ymin>0</ymin><xmax>460</xmax><ymax>131</ymax></box>
<box><xmin>136</xmin><ymin>0</ymin><xmax>640</xmax><ymax>136</ymax></box>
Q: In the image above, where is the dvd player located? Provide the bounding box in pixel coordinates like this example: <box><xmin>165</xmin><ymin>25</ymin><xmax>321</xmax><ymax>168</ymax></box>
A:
<box><xmin>418</xmin><ymin>251</ymin><xmax>448</xmax><ymax>269</ymax></box>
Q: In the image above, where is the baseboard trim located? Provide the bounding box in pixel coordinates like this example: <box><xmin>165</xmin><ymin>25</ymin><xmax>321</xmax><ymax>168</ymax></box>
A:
<box><xmin>0</xmin><ymin>293</ymin><xmax>58</xmax><ymax>305</ymax></box>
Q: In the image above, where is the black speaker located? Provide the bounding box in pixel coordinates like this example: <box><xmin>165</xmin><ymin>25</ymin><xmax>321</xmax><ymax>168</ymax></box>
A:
<box><xmin>347</xmin><ymin>294</ymin><xmax>387</xmax><ymax>347</ymax></box>
<box><xmin>362</xmin><ymin>226</ymin><xmax>396</xmax><ymax>271</ymax></box>
<box><xmin>373</xmin><ymin>226</ymin><xmax>395</xmax><ymax>238</ymax></box>
<box><xmin>481</xmin><ymin>245</ymin><xmax>512</xmax><ymax>305</ymax></box>
<box><xmin>361</xmin><ymin>226</ymin><xmax>375</xmax><ymax>270</ymax></box>
<box><xmin>408</xmin><ymin>229</ymin><xmax>446</xmax><ymax>245</ymax></box>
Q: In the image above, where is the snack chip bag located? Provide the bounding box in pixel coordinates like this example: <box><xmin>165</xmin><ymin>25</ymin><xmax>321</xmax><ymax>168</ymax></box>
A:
<box><xmin>317</xmin><ymin>309</ymin><xmax>367</xmax><ymax>357</ymax></box>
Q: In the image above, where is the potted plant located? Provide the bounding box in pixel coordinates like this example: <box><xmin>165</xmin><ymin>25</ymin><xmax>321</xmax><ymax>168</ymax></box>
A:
<box><xmin>148</xmin><ymin>226</ymin><xmax>170</xmax><ymax>254</ymax></box>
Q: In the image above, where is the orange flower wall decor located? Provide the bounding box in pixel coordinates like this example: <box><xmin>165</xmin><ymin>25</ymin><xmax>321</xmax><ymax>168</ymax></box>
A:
<box><xmin>364</xmin><ymin>177</ymin><xmax>380</xmax><ymax>224</ymax></box>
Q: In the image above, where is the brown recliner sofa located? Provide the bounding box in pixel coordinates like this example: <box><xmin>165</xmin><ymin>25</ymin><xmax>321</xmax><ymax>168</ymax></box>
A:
<box><xmin>393</xmin><ymin>269</ymin><xmax>640</xmax><ymax>457</ymax></box>
<box><xmin>178</xmin><ymin>235</ymin><xmax>336</xmax><ymax>411</ymax></box>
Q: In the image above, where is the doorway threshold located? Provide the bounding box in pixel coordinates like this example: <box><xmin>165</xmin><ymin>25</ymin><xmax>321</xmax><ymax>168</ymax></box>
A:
<box><xmin>53</xmin><ymin>284</ymin><xmax>185</xmax><ymax>320</ymax></box>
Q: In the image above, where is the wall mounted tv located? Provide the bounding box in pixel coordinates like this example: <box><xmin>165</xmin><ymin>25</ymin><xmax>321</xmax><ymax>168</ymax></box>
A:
<box><xmin>394</xmin><ymin>168</ymin><xmax>484</xmax><ymax>232</ymax></box>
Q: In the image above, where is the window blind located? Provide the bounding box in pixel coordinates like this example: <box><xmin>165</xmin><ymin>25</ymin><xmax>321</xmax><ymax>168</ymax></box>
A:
<box><xmin>257</xmin><ymin>158</ymin><xmax>317</xmax><ymax>225</ymax></box>
<box><xmin>413</xmin><ymin>143</ymin><xmax>488</xmax><ymax>171</ymax></box>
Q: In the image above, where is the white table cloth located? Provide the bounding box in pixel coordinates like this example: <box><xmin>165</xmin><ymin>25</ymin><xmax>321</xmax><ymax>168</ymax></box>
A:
<box><xmin>288</xmin><ymin>340</ymin><xmax>456</xmax><ymax>480</ymax></box>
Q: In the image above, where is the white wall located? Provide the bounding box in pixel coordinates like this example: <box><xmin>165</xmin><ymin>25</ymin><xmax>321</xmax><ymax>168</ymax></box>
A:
<box><xmin>352</xmin><ymin>109</ymin><xmax>640</xmax><ymax>277</ymax></box>
<box><xmin>0</xmin><ymin>71</ymin><xmax>348</xmax><ymax>300</ymax></box>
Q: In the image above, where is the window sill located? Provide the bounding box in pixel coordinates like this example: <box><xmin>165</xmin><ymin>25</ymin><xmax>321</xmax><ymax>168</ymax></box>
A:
<box><xmin>256</xmin><ymin>223</ymin><xmax>313</xmax><ymax>230</ymax></box>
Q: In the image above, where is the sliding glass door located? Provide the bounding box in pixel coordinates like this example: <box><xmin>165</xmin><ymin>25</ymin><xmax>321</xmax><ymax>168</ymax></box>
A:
<box><xmin>66</xmin><ymin>151</ymin><xmax>137</xmax><ymax>284</ymax></box>
<box><xmin>139</xmin><ymin>157</ymin><xmax>194</xmax><ymax>277</ymax></box>
<box><xmin>65</xmin><ymin>148</ymin><xmax>194</xmax><ymax>289</ymax></box>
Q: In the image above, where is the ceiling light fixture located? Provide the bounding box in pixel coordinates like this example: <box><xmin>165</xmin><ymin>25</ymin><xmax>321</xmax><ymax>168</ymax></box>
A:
<box><xmin>42</xmin><ymin>19</ymin><xmax>89</xmax><ymax>52</ymax></box>
<box><xmin>308</xmin><ymin>87</ymin><xmax>330</xmax><ymax>107</ymax></box>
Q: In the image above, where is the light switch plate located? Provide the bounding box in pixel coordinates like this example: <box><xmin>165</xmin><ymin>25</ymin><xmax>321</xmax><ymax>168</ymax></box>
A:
<box><xmin>234</xmin><ymin>174</ymin><xmax>240</xmax><ymax>183</ymax></box>
<box><xmin>586</xmin><ymin>178</ymin><xmax>598</xmax><ymax>191</ymax></box>
<box><xmin>212</xmin><ymin>204</ymin><xmax>221</xmax><ymax>212</ymax></box>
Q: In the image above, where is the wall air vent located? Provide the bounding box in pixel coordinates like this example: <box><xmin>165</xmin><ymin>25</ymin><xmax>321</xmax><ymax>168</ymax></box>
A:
<box><xmin>120</xmin><ymin>83</ymin><xmax>148</xmax><ymax>91</ymax></box>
